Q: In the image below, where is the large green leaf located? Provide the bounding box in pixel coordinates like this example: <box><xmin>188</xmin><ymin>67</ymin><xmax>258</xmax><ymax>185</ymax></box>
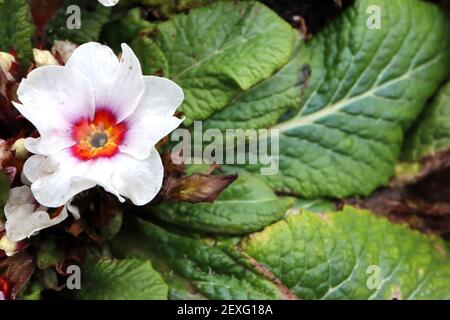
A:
<box><xmin>402</xmin><ymin>81</ymin><xmax>450</xmax><ymax>161</ymax></box>
<box><xmin>145</xmin><ymin>1</ymin><xmax>295</xmax><ymax>125</ymax></box>
<box><xmin>242</xmin><ymin>206</ymin><xmax>450</xmax><ymax>300</ymax></box>
<box><xmin>0</xmin><ymin>0</ymin><xmax>35</xmax><ymax>67</ymax></box>
<box><xmin>239</xmin><ymin>0</ymin><xmax>450</xmax><ymax>198</ymax></box>
<box><xmin>114</xmin><ymin>205</ymin><xmax>450</xmax><ymax>300</ymax></box>
<box><xmin>112</xmin><ymin>218</ymin><xmax>293</xmax><ymax>300</ymax></box>
<box><xmin>71</xmin><ymin>257</ymin><xmax>168</xmax><ymax>300</ymax></box>
<box><xmin>148</xmin><ymin>172</ymin><xmax>294</xmax><ymax>234</ymax></box>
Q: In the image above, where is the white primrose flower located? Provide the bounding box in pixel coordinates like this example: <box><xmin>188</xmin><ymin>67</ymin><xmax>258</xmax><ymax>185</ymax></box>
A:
<box><xmin>4</xmin><ymin>186</ymin><xmax>73</xmax><ymax>242</ymax></box>
<box><xmin>98</xmin><ymin>0</ymin><xmax>119</xmax><ymax>7</ymax></box>
<box><xmin>14</xmin><ymin>42</ymin><xmax>184</xmax><ymax>208</ymax></box>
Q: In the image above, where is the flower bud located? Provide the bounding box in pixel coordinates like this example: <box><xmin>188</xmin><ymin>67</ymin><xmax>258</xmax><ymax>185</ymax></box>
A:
<box><xmin>52</xmin><ymin>40</ymin><xmax>77</xmax><ymax>64</ymax></box>
<box><xmin>0</xmin><ymin>234</ymin><xmax>18</xmax><ymax>257</ymax></box>
<box><xmin>33</xmin><ymin>49</ymin><xmax>59</xmax><ymax>67</ymax></box>
<box><xmin>0</xmin><ymin>139</ymin><xmax>11</xmax><ymax>168</ymax></box>
<box><xmin>0</xmin><ymin>52</ymin><xmax>16</xmax><ymax>81</ymax></box>
<box><xmin>11</xmin><ymin>138</ymin><xmax>29</xmax><ymax>160</ymax></box>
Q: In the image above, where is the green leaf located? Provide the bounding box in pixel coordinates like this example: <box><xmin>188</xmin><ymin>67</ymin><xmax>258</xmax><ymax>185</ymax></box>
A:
<box><xmin>293</xmin><ymin>198</ymin><xmax>336</xmax><ymax>213</ymax></box>
<box><xmin>241</xmin><ymin>206</ymin><xmax>450</xmax><ymax>300</ymax></box>
<box><xmin>0</xmin><ymin>0</ymin><xmax>35</xmax><ymax>68</ymax></box>
<box><xmin>17</xmin><ymin>277</ymin><xmax>43</xmax><ymax>300</ymax></box>
<box><xmin>47</xmin><ymin>0</ymin><xmax>111</xmax><ymax>44</ymax></box>
<box><xmin>71</xmin><ymin>257</ymin><xmax>168</xmax><ymax>300</ymax></box>
<box><xmin>132</xmin><ymin>36</ymin><xmax>169</xmax><ymax>77</ymax></box>
<box><xmin>101</xmin><ymin>8</ymin><xmax>154</xmax><ymax>52</ymax></box>
<box><xmin>148</xmin><ymin>1</ymin><xmax>295</xmax><ymax>125</ymax></box>
<box><xmin>114</xmin><ymin>205</ymin><xmax>450</xmax><ymax>300</ymax></box>
<box><xmin>112</xmin><ymin>218</ymin><xmax>293</xmax><ymax>300</ymax></box>
<box><xmin>148</xmin><ymin>172</ymin><xmax>294</xmax><ymax>234</ymax></box>
<box><xmin>402</xmin><ymin>81</ymin><xmax>450</xmax><ymax>161</ymax></box>
<box><xmin>203</xmin><ymin>34</ymin><xmax>308</xmax><ymax>131</ymax></box>
<box><xmin>99</xmin><ymin>211</ymin><xmax>123</xmax><ymax>241</ymax></box>
<box><xmin>141</xmin><ymin>0</ymin><xmax>216</xmax><ymax>17</ymax></box>
<box><xmin>240</xmin><ymin>0</ymin><xmax>450</xmax><ymax>198</ymax></box>
<box><xmin>36</xmin><ymin>239</ymin><xmax>64</xmax><ymax>270</ymax></box>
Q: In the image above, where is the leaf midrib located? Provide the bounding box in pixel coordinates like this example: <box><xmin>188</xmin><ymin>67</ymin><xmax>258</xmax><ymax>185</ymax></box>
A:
<box><xmin>273</xmin><ymin>53</ymin><xmax>441</xmax><ymax>134</ymax></box>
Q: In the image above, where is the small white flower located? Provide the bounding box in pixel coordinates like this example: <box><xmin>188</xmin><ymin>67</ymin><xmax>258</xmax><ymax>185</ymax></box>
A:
<box><xmin>98</xmin><ymin>0</ymin><xmax>119</xmax><ymax>7</ymax></box>
<box><xmin>4</xmin><ymin>186</ymin><xmax>69</xmax><ymax>242</ymax></box>
<box><xmin>14</xmin><ymin>42</ymin><xmax>184</xmax><ymax>207</ymax></box>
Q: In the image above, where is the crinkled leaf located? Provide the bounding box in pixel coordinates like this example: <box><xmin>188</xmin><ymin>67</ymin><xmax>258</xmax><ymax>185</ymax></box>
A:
<box><xmin>403</xmin><ymin>81</ymin><xmax>450</xmax><ymax>161</ymax></box>
<box><xmin>203</xmin><ymin>34</ymin><xmax>308</xmax><ymax>131</ymax></box>
<box><xmin>241</xmin><ymin>206</ymin><xmax>450</xmax><ymax>300</ymax></box>
<box><xmin>132</xmin><ymin>36</ymin><xmax>169</xmax><ymax>77</ymax></box>
<box><xmin>240</xmin><ymin>0</ymin><xmax>450</xmax><ymax>198</ymax></box>
<box><xmin>147</xmin><ymin>1</ymin><xmax>295</xmax><ymax>124</ymax></box>
<box><xmin>71</xmin><ymin>257</ymin><xmax>168</xmax><ymax>300</ymax></box>
<box><xmin>395</xmin><ymin>82</ymin><xmax>450</xmax><ymax>185</ymax></box>
<box><xmin>114</xmin><ymin>205</ymin><xmax>450</xmax><ymax>299</ymax></box>
<box><xmin>112</xmin><ymin>218</ymin><xmax>293</xmax><ymax>300</ymax></box>
<box><xmin>149</xmin><ymin>172</ymin><xmax>294</xmax><ymax>234</ymax></box>
<box><xmin>0</xmin><ymin>0</ymin><xmax>35</xmax><ymax>68</ymax></box>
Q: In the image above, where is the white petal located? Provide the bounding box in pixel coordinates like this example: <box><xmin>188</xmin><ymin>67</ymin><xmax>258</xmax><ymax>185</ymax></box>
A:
<box><xmin>134</xmin><ymin>76</ymin><xmax>184</xmax><ymax>117</ymax></box>
<box><xmin>119</xmin><ymin>76</ymin><xmax>184</xmax><ymax>159</ymax></box>
<box><xmin>5</xmin><ymin>186</ymin><xmax>34</xmax><ymax>206</ymax></box>
<box><xmin>23</xmin><ymin>147</ymin><xmax>163</xmax><ymax>207</ymax></box>
<box><xmin>87</xmin><ymin>150</ymin><xmax>164</xmax><ymax>206</ymax></box>
<box><xmin>120</xmin><ymin>115</ymin><xmax>182</xmax><ymax>160</ymax></box>
<box><xmin>23</xmin><ymin>134</ymin><xmax>74</xmax><ymax>156</ymax></box>
<box><xmin>98</xmin><ymin>0</ymin><xmax>119</xmax><ymax>6</ymax></box>
<box><xmin>67</xmin><ymin>43</ymin><xmax>145</xmax><ymax>122</ymax></box>
<box><xmin>14</xmin><ymin>65</ymin><xmax>95</xmax><ymax>155</ymax></box>
<box><xmin>23</xmin><ymin>152</ymin><xmax>97</xmax><ymax>208</ymax></box>
<box><xmin>15</xmin><ymin>65</ymin><xmax>95</xmax><ymax>128</ymax></box>
<box><xmin>4</xmin><ymin>186</ymin><xmax>68</xmax><ymax>241</ymax></box>
<box><xmin>62</xmin><ymin>200</ymin><xmax>81</xmax><ymax>220</ymax></box>
<box><xmin>5</xmin><ymin>205</ymin><xmax>68</xmax><ymax>242</ymax></box>
<box><xmin>65</xmin><ymin>43</ymin><xmax>118</xmax><ymax>96</ymax></box>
